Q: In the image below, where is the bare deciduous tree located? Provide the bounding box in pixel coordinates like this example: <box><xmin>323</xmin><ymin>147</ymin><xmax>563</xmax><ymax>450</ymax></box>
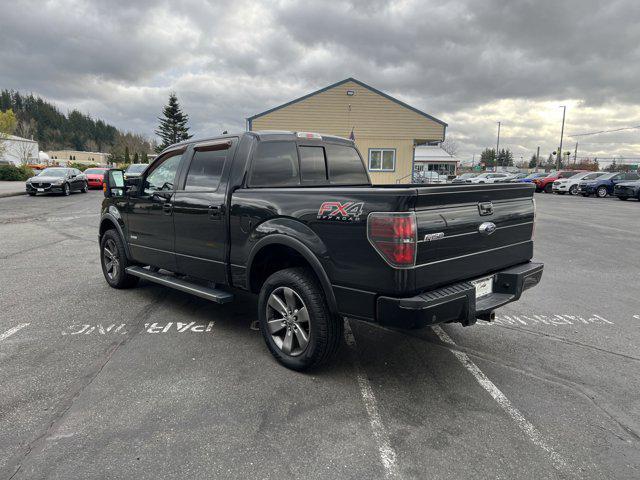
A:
<box><xmin>440</xmin><ymin>138</ymin><xmax>459</xmax><ymax>157</ymax></box>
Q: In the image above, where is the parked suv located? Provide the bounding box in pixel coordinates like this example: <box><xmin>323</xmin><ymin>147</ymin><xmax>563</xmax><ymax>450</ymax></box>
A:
<box><xmin>552</xmin><ymin>171</ymin><xmax>604</xmax><ymax>195</ymax></box>
<box><xmin>99</xmin><ymin>131</ymin><xmax>542</xmax><ymax>370</ymax></box>
<box><xmin>614</xmin><ymin>179</ymin><xmax>640</xmax><ymax>201</ymax></box>
<box><xmin>466</xmin><ymin>172</ymin><xmax>512</xmax><ymax>184</ymax></box>
<box><xmin>578</xmin><ymin>172</ymin><xmax>640</xmax><ymax>198</ymax></box>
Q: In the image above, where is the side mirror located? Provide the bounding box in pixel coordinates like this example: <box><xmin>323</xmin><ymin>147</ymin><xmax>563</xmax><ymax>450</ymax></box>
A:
<box><xmin>104</xmin><ymin>169</ymin><xmax>125</xmax><ymax>198</ymax></box>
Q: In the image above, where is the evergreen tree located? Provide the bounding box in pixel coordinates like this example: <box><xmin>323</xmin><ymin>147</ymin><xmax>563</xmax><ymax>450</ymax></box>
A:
<box><xmin>528</xmin><ymin>154</ymin><xmax>538</xmax><ymax>169</ymax></box>
<box><xmin>133</xmin><ymin>152</ymin><xmax>139</xmax><ymax>164</ymax></box>
<box><xmin>141</xmin><ymin>152</ymin><xmax>149</xmax><ymax>163</ymax></box>
<box><xmin>496</xmin><ymin>148</ymin><xmax>514</xmax><ymax>167</ymax></box>
<box><xmin>155</xmin><ymin>93</ymin><xmax>192</xmax><ymax>152</ymax></box>
<box><xmin>480</xmin><ymin>148</ymin><xmax>496</xmax><ymax>167</ymax></box>
<box><xmin>124</xmin><ymin>146</ymin><xmax>131</xmax><ymax>164</ymax></box>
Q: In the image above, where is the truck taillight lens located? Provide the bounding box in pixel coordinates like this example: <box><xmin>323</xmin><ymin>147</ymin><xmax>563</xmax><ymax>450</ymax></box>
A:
<box><xmin>367</xmin><ymin>212</ymin><xmax>417</xmax><ymax>268</ymax></box>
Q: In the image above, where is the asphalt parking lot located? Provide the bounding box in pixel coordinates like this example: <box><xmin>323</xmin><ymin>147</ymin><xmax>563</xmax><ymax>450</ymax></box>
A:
<box><xmin>1</xmin><ymin>190</ymin><xmax>639</xmax><ymax>479</ymax></box>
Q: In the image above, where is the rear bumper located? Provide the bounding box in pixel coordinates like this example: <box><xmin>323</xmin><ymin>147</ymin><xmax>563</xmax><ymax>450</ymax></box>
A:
<box><xmin>376</xmin><ymin>262</ymin><xmax>543</xmax><ymax>329</ymax></box>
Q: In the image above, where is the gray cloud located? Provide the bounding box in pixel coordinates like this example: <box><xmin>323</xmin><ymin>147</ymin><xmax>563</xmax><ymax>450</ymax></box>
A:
<box><xmin>1</xmin><ymin>0</ymin><xmax>639</xmax><ymax>160</ymax></box>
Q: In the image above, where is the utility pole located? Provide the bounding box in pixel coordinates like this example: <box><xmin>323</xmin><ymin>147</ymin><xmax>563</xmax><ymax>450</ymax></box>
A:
<box><xmin>557</xmin><ymin>106</ymin><xmax>566</xmax><ymax>170</ymax></box>
<box><xmin>496</xmin><ymin>121</ymin><xmax>501</xmax><ymax>168</ymax></box>
<box><xmin>573</xmin><ymin>141</ymin><xmax>578</xmax><ymax>164</ymax></box>
<box><xmin>536</xmin><ymin>146</ymin><xmax>540</xmax><ymax>172</ymax></box>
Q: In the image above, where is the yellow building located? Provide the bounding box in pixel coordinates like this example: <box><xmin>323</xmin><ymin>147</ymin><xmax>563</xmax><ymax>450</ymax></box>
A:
<box><xmin>247</xmin><ymin>78</ymin><xmax>447</xmax><ymax>184</ymax></box>
<box><xmin>46</xmin><ymin>150</ymin><xmax>110</xmax><ymax>166</ymax></box>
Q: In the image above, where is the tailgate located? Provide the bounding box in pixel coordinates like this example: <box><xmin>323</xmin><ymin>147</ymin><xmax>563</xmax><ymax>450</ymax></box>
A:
<box><xmin>412</xmin><ymin>183</ymin><xmax>535</xmax><ymax>291</ymax></box>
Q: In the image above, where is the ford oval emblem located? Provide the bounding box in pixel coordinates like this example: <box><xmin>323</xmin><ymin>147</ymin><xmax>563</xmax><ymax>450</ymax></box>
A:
<box><xmin>478</xmin><ymin>222</ymin><xmax>496</xmax><ymax>235</ymax></box>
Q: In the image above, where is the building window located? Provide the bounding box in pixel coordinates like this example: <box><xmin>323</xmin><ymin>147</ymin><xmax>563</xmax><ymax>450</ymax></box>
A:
<box><xmin>368</xmin><ymin>149</ymin><xmax>395</xmax><ymax>172</ymax></box>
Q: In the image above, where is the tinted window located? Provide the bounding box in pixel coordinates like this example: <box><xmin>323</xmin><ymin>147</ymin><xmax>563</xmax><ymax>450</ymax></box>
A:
<box><xmin>299</xmin><ymin>146</ymin><xmax>327</xmax><ymax>183</ymax></box>
<box><xmin>184</xmin><ymin>148</ymin><xmax>227</xmax><ymax>190</ymax></box>
<box><xmin>326</xmin><ymin>145</ymin><xmax>369</xmax><ymax>185</ymax></box>
<box><xmin>144</xmin><ymin>152</ymin><xmax>182</xmax><ymax>194</ymax></box>
<box><xmin>625</xmin><ymin>172</ymin><xmax>639</xmax><ymax>180</ymax></box>
<box><xmin>250</xmin><ymin>141</ymin><xmax>300</xmax><ymax>187</ymax></box>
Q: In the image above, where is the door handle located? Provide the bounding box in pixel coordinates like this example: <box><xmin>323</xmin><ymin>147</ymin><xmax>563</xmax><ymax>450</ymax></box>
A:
<box><xmin>208</xmin><ymin>204</ymin><xmax>222</xmax><ymax>219</ymax></box>
<box><xmin>163</xmin><ymin>203</ymin><xmax>173</xmax><ymax>215</ymax></box>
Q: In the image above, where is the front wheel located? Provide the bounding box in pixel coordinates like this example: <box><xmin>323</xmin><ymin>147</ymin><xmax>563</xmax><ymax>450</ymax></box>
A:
<box><xmin>258</xmin><ymin>267</ymin><xmax>342</xmax><ymax>371</ymax></box>
<box><xmin>569</xmin><ymin>185</ymin><xmax>578</xmax><ymax>195</ymax></box>
<box><xmin>100</xmin><ymin>230</ymin><xmax>139</xmax><ymax>289</ymax></box>
<box><xmin>596</xmin><ymin>186</ymin><xmax>608</xmax><ymax>198</ymax></box>
<box><xmin>81</xmin><ymin>182</ymin><xmax>88</xmax><ymax>193</ymax></box>
<box><xmin>544</xmin><ymin>183</ymin><xmax>553</xmax><ymax>193</ymax></box>
<box><xmin>63</xmin><ymin>183</ymin><xmax>70</xmax><ymax>196</ymax></box>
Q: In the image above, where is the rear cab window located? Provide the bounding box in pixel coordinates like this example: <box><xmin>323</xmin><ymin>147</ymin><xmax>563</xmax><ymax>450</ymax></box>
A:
<box><xmin>183</xmin><ymin>142</ymin><xmax>232</xmax><ymax>191</ymax></box>
<box><xmin>249</xmin><ymin>139</ymin><xmax>369</xmax><ymax>187</ymax></box>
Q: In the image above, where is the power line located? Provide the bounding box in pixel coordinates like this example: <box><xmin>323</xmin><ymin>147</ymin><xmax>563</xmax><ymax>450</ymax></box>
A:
<box><xmin>569</xmin><ymin>125</ymin><xmax>640</xmax><ymax>137</ymax></box>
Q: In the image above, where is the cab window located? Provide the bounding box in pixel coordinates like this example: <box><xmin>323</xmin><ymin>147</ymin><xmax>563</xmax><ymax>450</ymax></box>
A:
<box><xmin>184</xmin><ymin>147</ymin><xmax>228</xmax><ymax>191</ymax></box>
<box><xmin>144</xmin><ymin>151</ymin><xmax>183</xmax><ymax>194</ymax></box>
<box><xmin>250</xmin><ymin>141</ymin><xmax>300</xmax><ymax>187</ymax></box>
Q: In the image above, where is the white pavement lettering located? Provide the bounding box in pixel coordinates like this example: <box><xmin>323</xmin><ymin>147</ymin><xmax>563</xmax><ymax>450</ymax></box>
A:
<box><xmin>432</xmin><ymin>325</ymin><xmax>573</xmax><ymax>476</ymax></box>
<box><xmin>0</xmin><ymin>323</ymin><xmax>29</xmax><ymax>341</ymax></box>
<box><xmin>344</xmin><ymin>320</ymin><xmax>399</xmax><ymax>479</ymax></box>
<box><xmin>61</xmin><ymin>322</ymin><xmax>214</xmax><ymax>335</ymax></box>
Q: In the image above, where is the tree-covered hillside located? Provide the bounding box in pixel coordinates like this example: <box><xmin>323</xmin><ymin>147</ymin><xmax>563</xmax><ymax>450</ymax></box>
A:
<box><xmin>0</xmin><ymin>90</ymin><xmax>153</xmax><ymax>162</ymax></box>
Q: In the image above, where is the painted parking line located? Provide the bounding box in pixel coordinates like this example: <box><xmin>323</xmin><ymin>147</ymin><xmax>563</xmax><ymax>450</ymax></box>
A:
<box><xmin>0</xmin><ymin>323</ymin><xmax>30</xmax><ymax>341</ymax></box>
<box><xmin>344</xmin><ymin>320</ymin><xmax>399</xmax><ymax>479</ymax></box>
<box><xmin>432</xmin><ymin>325</ymin><xmax>573</xmax><ymax>476</ymax></box>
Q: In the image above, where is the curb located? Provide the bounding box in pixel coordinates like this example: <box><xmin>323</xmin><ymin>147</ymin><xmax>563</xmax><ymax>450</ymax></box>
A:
<box><xmin>0</xmin><ymin>191</ymin><xmax>27</xmax><ymax>198</ymax></box>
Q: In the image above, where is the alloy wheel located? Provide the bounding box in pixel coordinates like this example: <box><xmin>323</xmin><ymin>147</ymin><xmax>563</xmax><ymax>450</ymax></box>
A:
<box><xmin>597</xmin><ymin>187</ymin><xmax>607</xmax><ymax>198</ymax></box>
<box><xmin>103</xmin><ymin>239</ymin><xmax>120</xmax><ymax>281</ymax></box>
<box><xmin>266</xmin><ymin>286</ymin><xmax>311</xmax><ymax>356</ymax></box>
<box><xmin>569</xmin><ymin>185</ymin><xmax>578</xmax><ymax>195</ymax></box>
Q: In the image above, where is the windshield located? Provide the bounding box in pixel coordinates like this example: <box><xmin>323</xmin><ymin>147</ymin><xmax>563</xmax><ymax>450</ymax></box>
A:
<box><xmin>39</xmin><ymin>168</ymin><xmax>67</xmax><ymax>177</ymax></box>
<box><xmin>84</xmin><ymin>168</ymin><xmax>107</xmax><ymax>174</ymax></box>
<box><xmin>126</xmin><ymin>164</ymin><xmax>147</xmax><ymax>173</ymax></box>
<box><xmin>475</xmin><ymin>173</ymin><xmax>490</xmax><ymax>178</ymax></box>
<box><xmin>598</xmin><ymin>173</ymin><xmax>616</xmax><ymax>180</ymax></box>
<box><xmin>526</xmin><ymin>173</ymin><xmax>543</xmax><ymax>179</ymax></box>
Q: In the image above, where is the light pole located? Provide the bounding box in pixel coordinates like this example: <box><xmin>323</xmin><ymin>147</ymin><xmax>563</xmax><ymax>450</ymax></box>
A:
<box><xmin>496</xmin><ymin>121</ymin><xmax>501</xmax><ymax>168</ymax></box>
<box><xmin>557</xmin><ymin>106</ymin><xmax>566</xmax><ymax>170</ymax></box>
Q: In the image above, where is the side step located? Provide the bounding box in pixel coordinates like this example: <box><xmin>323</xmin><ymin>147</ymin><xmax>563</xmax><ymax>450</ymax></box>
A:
<box><xmin>125</xmin><ymin>266</ymin><xmax>234</xmax><ymax>304</ymax></box>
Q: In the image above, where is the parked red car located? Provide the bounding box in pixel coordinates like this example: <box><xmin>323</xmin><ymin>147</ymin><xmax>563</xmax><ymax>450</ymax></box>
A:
<box><xmin>533</xmin><ymin>170</ymin><xmax>586</xmax><ymax>193</ymax></box>
<box><xmin>84</xmin><ymin>167</ymin><xmax>109</xmax><ymax>189</ymax></box>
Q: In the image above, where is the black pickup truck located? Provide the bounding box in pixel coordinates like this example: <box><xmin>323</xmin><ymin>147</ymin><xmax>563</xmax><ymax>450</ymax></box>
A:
<box><xmin>99</xmin><ymin>131</ymin><xmax>542</xmax><ymax>370</ymax></box>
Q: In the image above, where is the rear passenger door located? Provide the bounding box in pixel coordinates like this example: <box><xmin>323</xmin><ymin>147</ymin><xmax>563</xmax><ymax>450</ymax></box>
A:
<box><xmin>172</xmin><ymin>139</ymin><xmax>236</xmax><ymax>282</ymax></box>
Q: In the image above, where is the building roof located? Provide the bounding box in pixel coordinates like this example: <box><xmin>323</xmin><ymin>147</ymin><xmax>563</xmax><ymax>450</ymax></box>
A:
<box><xmin>247</xmin><ymin>77</ymin><xmax>447</xmax><ymax>127</ymax></box>
<box><xmin>6</xmin><ymin>135</ymin><xmax>38</xmax><ymax>144</ymax></box>
<box><xmin>414</xmin><ymin>145</ymin><xmax>459</xmax><ymax>163</ymax></box>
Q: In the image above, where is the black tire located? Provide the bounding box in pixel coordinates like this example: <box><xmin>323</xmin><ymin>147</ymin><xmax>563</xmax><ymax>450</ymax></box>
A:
<box><xmin>596</xmin><ymin>186</ymin><xmax>608</xmax><ymax>198</ymax></box>
<box><xmin>544</xmin><ymin>183</ymin><xmax>553</xmax><ymax>193</ymax></box>
<box><xmin>569</xmin><ymin>185</ymin><xmax>578</xmax><ymax>195</ymax></box>
<box><xmin>100</xmin><ymin>229</ymin><xmax>139</xmax><ymax>289</ymax></box>
<box><xmin>258</xmin><ymin>267</ymin><xmax>342</xmax><ymax>371</ymax></box>
<box><xmin>618</xmin><ymin>196</ymin><xmax>628</xmax><ymax>201</ymax></box>
<box><xmin>63</xmin><ymin>183</ymin><xmax>70</xmax><ymax>196</ymax></box>
<box><xmin>81</xmin><ymin>182</ymin><xmax>88</xmax><ymax>193</ymax></box>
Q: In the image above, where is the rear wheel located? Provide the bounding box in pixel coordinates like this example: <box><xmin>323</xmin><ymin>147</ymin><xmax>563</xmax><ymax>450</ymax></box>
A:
<box><xmin>258</xmin><ymin>267</ymin><xmax>342</xmax><ymax>371</ymax></box>
<box><xmin>596</xmin><ymin>186</ymin><xmax>608</xmax><ymax>198</ymax></box>
<box><xmin>100</xmin><ymin>230</ymin><xmax>139</xmax><ymax>289</ymax></box>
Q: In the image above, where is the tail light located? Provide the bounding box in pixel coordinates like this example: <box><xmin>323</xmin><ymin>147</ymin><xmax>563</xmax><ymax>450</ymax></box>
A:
<box><xmin>367</xmin><ymin>212</ymin><xmax>417</xmax><ymax>268</ymax></box>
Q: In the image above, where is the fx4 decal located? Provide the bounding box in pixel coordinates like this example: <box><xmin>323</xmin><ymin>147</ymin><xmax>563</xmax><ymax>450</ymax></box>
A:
<box><xmin>317</xmin><ymin>201</ymin><xmax>364</xmax><ymax>221</ymax></box>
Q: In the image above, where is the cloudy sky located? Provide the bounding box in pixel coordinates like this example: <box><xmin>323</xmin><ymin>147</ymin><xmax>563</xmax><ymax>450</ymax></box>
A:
<box><xmin>2</xmin><ymin>0</ymin><xmax>639</xmax><ymax>162</ymax></box>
